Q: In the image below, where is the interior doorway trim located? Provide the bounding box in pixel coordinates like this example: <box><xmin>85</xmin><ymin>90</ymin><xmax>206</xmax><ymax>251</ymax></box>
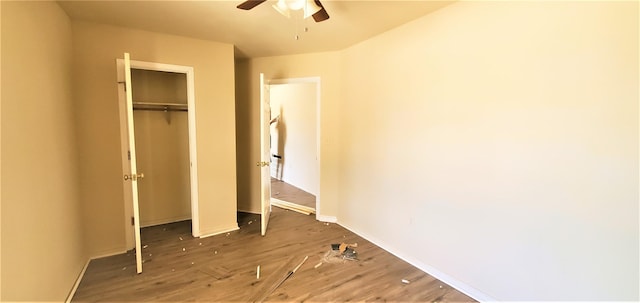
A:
<box><xmin>268</xmin><ymin>76</ymin><xmax>323</xmax><ymax>221</ymax></box>
<box><xmin>116</xmin><ymin>59</ymin><xmax>201</xmax><ymax>250</ymax></box>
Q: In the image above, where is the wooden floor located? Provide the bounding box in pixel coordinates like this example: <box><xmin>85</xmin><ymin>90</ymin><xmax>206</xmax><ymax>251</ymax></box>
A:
<box><xmin>271</xmin><ymin>178</ymin><xmax>316</xmax><ymax>209</ymax></box>
<box><xmin>72</xmin><ymin>207</ymin><xmax>475</xmax><ymax>302</ymax></box>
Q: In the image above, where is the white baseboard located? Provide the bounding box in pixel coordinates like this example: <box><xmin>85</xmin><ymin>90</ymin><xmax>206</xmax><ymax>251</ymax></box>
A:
<box><xmin>199</xmin><ymin>224</ymin><xmax>240</xmax><ymax>238</ymax></box>
<box><xmin>316</xmin><ymin>214</ymin><xmax>337</xmax><ymax>223</ymax></box>
<box><xmin>337</xmin><ymin>220</ymin><xmax>496</xmax><ymax>302</ymax></box>
<box><xmin>141</xmin><ymin>215</ymin><xmax>191</xmax><ymax>228</ymax></box>
<box><xmin>91</xmin><ymin>249</ymin><xmax>128</xmax><ymax>260</ymax></box>
<box><xmin>65</xmin><ymin>259</ymin><xmax>90</xmax><ymax>303</ymax></box>
<box><xmin>238</xmin><ymin>208</ymin><xmax>261</xmax><ymax>215</ymax></box>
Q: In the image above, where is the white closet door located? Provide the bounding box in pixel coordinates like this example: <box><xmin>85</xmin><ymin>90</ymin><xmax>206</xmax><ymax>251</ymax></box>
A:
<box><xmin>124</xmin><ymin>52</ymin><xmax>144</xmax><ymax>273</ymax></box>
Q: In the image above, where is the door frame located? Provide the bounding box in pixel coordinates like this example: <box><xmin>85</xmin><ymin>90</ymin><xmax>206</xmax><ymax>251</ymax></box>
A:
<box><xmin>267</xmin><ymin>77</ymin><xmax>323</xmax><ymax>221</ymax></box>
<box><xmin>116</xmin><ymin>59</ymin><xmax>201</xmax><ymax>249</ymax></box>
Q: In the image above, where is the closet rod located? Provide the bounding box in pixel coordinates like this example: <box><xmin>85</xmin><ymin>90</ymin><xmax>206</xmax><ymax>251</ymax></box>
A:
<box><xmin>132</xmin><ymin>101</ymin><xmax>188</xmax><ymax>112</ymax></box>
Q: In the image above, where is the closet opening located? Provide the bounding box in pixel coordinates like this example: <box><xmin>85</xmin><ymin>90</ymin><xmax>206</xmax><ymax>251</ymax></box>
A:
<box><xmin>117</xmin><ymin>59</ymin><xmax>200</xmax><ymax>252</ymax></box>
<box><xmin>132</xmin><ymin>69</ymin><xmax>191</xmax><ymax>229</ymax></box>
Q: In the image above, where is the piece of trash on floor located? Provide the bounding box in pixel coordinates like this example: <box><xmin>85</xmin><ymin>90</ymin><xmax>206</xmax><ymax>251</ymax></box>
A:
<box><xmin>122</xmin><ymin>267</ymin><xmax>127</xmax><ymax>271</ymax></box>
<box><xmin>314</xmin><ymin>262</ymin><xmax>323</xmax><ymax>269</ymax></box>
<box><xmin>226</xmin><ymin>233</ymin><xmax>230</xmax><ymax>237</ymax></box>
<box><xmin>191</xmin><ymin>262</ymin><xmax>195</xmax><ymax>265</ymax></box>
<box><xmin>149</xmin><ymin>253</ymin><xmax>152</xmax><ymax>257</ymax></box>
<box><xmin>182</xmin><ymin>248</ymin><xmax>186</xmax><ymax>252</ymax></box>
<box><xmin>199</xmin><ymin>242</ymin><xmax>202</xmax><ymax>246</ymax></box>
<box><xmin>255</xmin><ymin>256</ymin><xmax>308</xmax><ymax>301</ymax></box>
<box><xmin>324</xmin><ymin>222</ymin><xmax>330</xmax><ymax>226</ymax></box>
<box><xmin>142</xmin><ymin>244</ymin><xmax>148</xmax><ymax>249</ymax></box>
<box><xmin>214</xmin><ymin>250</ymin><xmax>218</xmax><ymax>254</ymax></box>
<box><xmin>248</xmin><ymin>220</ymin><xmax>253</xmax><ymax>225</ymax></box>
<box><xmin>402</xmin><ymin>279</ymin><xmax>410</xmax><ymax>284</ymax></box>
<box><xmin>439</xmin><ymin>285</ymin><xmax>443</xmax><ymax>289</ymax></box>
<box><xmin>323</xmin><ymin>242</ymin><xmax>359</xmax><ymax>263</ymax></box>
<box><xmin>179</xmin><ymin>236</ymin><xmax>183</xmax><ymax>241</ymax></box>
<box><xmin>256</xmin><ymin>265</ymin><xmax>261</xmax><ymax>279</ymax></box>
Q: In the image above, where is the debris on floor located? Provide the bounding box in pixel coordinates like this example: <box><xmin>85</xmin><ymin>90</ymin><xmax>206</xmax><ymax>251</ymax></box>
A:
<box><xmin>257</xmin><ymin>265</ymin><xmax>261</xmax><ymax>279</ymax></box>
<box><xmin>314</xmin><ymin>262</ymin><xmax>323</xmax><ymax>269</ymax></box>
<box><xmin>323</xmin><ymin>242</ymin><xmax>359</xmax><ymax>263</ymax></box>
<box><xmin>179</xmin><ymin>236</ymin><xmax>183</xmax><ymax>241</ymax></box>
<box><xmin>248</xmin><ymin>220</ymin><xmax>253</xmax><ymax>225</ymax></box>
<box><xmin>254</xmin><ymin>256</ymin><xmax>309</xmax><ymax>302</ymax></box>
<box><xmin>271</xmin><ymin>198</ymin><xmax>315</xmax><ymax>215</ymax></box>
<box><xmin>402</xmin><ymin>279</ymin><xmax>410</xmax><ymax>284</ymax></box>
<box><xmin>142</xmin><ymin>244</ymin><xmax>148</xmax><ymax>249</ymax></box>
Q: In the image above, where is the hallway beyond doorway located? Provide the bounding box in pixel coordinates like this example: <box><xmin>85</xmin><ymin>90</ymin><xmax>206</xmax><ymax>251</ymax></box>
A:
<box><xmin>271</xmin><ymin>178</ymin><xmax>315</xmax><ymax>209</ymax></box>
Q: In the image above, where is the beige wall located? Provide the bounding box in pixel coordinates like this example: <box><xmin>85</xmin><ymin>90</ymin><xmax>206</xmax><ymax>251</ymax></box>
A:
<box><xmin>1</xmin><ymin>1</ymin><xmax>87</xmax><ymax>300</ymax></box>
<box><xmin>132</xmin><ymin>70</ymin><xmax>191</xmax><ymax>227</ymax></box>
<box><xmin>235</xmin><ymin>52</ymin><xmax>342</xmax><ymax>218</ymax></box>
<box><xmin>337</xmin><ymin>1</ymin><xmax>638</xmax><ymax>301</ymax></box>
<box><xmin>73</xmin><ymin>21</ymin><xmax>237</xmax><ymax>256</ymax></box>
<box><xmin>236</xmin><ymin>1</ymin><xmax>638</xmax><ymax>300</ymax></box>
<box><xmin>270</xmin><ymin>83</ymin><xmax>318</xmax><ymax>195</ymax></box>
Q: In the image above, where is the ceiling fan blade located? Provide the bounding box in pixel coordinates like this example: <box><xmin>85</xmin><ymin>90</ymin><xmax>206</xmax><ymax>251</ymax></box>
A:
<box><xmin>311</xmin><ymin>0</ymin><xmax>329</xmax><ymax>22</ymax></box>
<box><xmin>237</xmin><ymin>0</ymin><xmax>267</xmax><ymax>10</ymax></box>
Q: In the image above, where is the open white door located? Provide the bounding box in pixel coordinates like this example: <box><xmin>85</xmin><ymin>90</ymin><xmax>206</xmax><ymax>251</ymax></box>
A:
<box><xmin>259</xmin><ymin>73</ymin><xmax>272</xmax><ymax>236</ymax></box>
<box><xmin>123</xmin><ymin>53</ymin><xmax>144</xmax><ymax>273</ymax></box>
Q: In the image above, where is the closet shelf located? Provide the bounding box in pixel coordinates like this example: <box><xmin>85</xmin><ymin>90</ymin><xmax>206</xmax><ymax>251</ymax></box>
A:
<box><xmin>133</xmin><ymin>101</ymin><xmax>188</xmax><ymax>112</ymax></box>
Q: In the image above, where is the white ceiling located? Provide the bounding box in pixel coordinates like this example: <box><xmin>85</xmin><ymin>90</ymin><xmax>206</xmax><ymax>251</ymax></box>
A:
<box><xmin>58</xmin><ymin>0</ymin><xmax>454</xmax><ymax>58</ymax></box>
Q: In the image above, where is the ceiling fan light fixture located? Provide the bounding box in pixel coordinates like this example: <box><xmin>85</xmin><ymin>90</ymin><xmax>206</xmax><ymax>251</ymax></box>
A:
<box><xmin>273</xmin><ymin>0</ymin><xmax>291</xmax><ymax>18</ymax></box>
<box><xmin>287</xmin><ymin>0</ymin><xmax>306</xmax><ymax>11</ymax></box>
<box><xmin>303</xmin><ymin>0</ymin><xmax>322</xmax><ymax>19</ymax></box>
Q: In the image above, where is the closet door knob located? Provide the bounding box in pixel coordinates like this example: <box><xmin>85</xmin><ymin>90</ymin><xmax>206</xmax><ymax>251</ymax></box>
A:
<box><xmin>124</xmin><ymin>173</ymin><xmax>145</xmax><ymax>181</ymax></box>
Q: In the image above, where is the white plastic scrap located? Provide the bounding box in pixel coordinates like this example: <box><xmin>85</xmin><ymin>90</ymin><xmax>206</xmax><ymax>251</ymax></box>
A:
<box><xmin>179</xmin><ymin>236</ymin><xmax>183</xmax><ymax>241</ymax></box>
<box><xmin>401</xmin><ymin>279</ymin><xmax>410</xmax><ymax>284</ymax></box>
<box><xmin>143</xmin><ymin>244</ymin><xmax>148</xmax><ymax>249</ymax></box>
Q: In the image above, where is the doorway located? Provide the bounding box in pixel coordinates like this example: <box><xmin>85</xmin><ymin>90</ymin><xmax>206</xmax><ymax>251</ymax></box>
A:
<box><xmin>268</xmin><ymin>77</ymin><xmax>321</xmax><ymax>215</ymax></box>
<box><xmin>116</xmin><ymin>59</ymin><xmax>200</xmax><ymax>251</ymax></box>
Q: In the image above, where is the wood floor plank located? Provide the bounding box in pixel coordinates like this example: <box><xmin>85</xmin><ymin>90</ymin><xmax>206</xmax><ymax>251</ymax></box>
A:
<box><xmin>271</xmin><ymin>178</ymin><xmax>316</xmax><ymax>209</ymax></box>
<box><xmin>73</xmin><ymin>182</ymin><xmax>474</xmax><ymax>302</ymax></box>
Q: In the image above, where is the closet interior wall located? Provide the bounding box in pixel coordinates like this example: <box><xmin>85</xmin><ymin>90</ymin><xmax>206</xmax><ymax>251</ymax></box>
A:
<box><xmin>132</xmin><ymin>69</ymin><xmax>191</xmax><ymax>227</ymax></box>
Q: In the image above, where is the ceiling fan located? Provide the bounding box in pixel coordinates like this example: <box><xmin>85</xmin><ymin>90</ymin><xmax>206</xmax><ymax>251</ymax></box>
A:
<box><xmin>237</xmin><ymin>0</ymin><xmax>330</xmax><ymax>22</ymax></box>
